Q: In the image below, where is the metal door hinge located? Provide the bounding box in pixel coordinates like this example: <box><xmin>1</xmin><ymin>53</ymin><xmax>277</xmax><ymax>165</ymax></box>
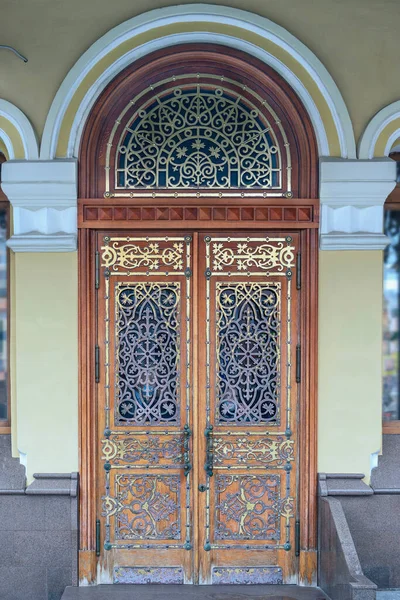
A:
<box><xmin>95</xmin><ymin>345</ymin><xmax>100</xmax><ymax>383</ymax></box>
<box><xmin>296</xmin><ymin>253</ymin><xmax>301</xmax><ymax>290</ymax></box>
<box><xmin>95</xmin><ymin>251</ymin><xmax>100</xmax><ymax>290</ymax></box>
<box><xmin>295</xmin><ymin>520</ymin><xmax>300</xmax><ymax>557</ymax></box>
<box><xmin>296</xmin><ymin>344</ymin><xmax>301</xmax><ymax>383</ymax></box>
<box><xmin>96</xmin><ymin>519</ymin><xmax>101</xmax><ymax>556</ymax></box>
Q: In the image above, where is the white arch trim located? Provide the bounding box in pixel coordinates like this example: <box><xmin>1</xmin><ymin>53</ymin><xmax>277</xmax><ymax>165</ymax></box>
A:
<box><xmin>0</xmin><ymin>128</ymin><xmax>14</xmax><ymax>160</ymax></box>
<box><xmin>0</xmin><ymin>99</ymin><xmax>39</xmax><ymax>160</ymax></box>
<box><xmin>359</xmin><ymin>101</ymin><xmax>400</xmax><ymax>159</ymax></box>
<box><xmin>40</xmin><ymin>4</ymin><xmax>356</xmax><ymax>160</ymax></box>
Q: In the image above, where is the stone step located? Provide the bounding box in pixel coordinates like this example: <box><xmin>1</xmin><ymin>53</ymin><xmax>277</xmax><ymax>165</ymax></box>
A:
<box><xmin>62</xmin><ymin>584</ymin><xmax>330</xmax><ymax>600</ymax></box>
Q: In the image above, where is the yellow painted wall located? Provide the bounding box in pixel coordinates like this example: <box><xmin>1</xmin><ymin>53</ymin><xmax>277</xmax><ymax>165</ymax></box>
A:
<box><xmin>318</xmin><ymin>251</ymin><xmax>383</xmax><ymax>479</ymax></box>
<box><xmin>14</xmin><ymin>253</ymin><xmax>78</xmax><ymax>482</ymax></box>
<box><xmin>11</xmin><ymin>248</ymin><xmax>384</xmax><ymax>480</ymax></box>
<box><xmin>0</xmin><ymin>0</ymin><xmax>399</xmax><ymax>145</ymax></box>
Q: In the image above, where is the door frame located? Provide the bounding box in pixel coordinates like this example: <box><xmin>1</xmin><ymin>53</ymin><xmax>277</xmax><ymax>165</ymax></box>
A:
<box><xmin>77</xmin><ymin>201</ymin><xmax>319</xmax><ymax>585</ymax></box>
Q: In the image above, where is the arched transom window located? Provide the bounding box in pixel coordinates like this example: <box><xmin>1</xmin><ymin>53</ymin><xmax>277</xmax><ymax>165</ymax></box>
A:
<box><xmin>105</xmin><ymin>75</ymin><xmax>292</xmax><ymax>198</ymax></box>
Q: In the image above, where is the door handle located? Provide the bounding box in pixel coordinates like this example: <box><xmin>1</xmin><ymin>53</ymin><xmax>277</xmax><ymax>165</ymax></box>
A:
<box><xmin>204</xmin><ymin>425</ymin><xmax>214</xmax><ymax>477</ymax></box>
<box><xmin>183</xmin><ymin>424</ymin><xmax>192</xmax><ymax>477</ymax></box>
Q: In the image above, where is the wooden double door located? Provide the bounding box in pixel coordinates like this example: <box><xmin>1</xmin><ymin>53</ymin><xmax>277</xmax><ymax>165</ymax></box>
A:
<box><xmin>95</xmin><ymin>230</ymin><xmax>300</xmax><ymax>585</ymax></box>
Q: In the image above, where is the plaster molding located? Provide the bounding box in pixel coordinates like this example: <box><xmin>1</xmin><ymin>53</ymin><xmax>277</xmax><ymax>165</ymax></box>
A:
<box><xmin>359</xmin><ymin>100</ymin><xmax>400</xmax><ymax>159</ymax></box>
<box><xmin>69</xmin><ymin>32</ymin><xmax>330</xmax><ymax>160</ymax></box>
<box><xmin>320</xmin><ymin>157</ymin><xmax>396</xmax><ymax>250</ymax></box>
<box><xmin>1</xmin><ymin>159</ymin><xmax>77</xmax><ymax>252</ymax></box>
<box><xmin>320</xmin><ymin>233</ymin><xmax>389</xmax><ymax>251</ymax></box>
<box><xmin>0</xmin><ymin>99</ymin><xmax>39</xmax><ymax>160</ymax></box>
<box><xmin>7</xmin><ymin>234</ymin><xmax>77</xmax><ymax>253</ymax></box>
<box><xmin>40</xmin><ymin>4</ymin><xmax>356</xmax><ymax>160</ymax></box>
<box><xmin>0</xmin><ymin>127</ymin><xmax>14</xmax><ymax>159</ymax></box>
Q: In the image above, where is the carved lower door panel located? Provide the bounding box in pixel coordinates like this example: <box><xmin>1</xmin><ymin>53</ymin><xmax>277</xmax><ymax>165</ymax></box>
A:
<box><xmin>96</xmin><ymin>231</ymin><xmax>299</xmax><ymax>585</ymax></box>
<box><xmin>197</xmin><ymin>233</ymin><xmax>299</xmax><ymax>584</ymax></box>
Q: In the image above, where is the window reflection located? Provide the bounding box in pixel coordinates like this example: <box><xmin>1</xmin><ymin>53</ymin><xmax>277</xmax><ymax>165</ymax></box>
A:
<box><xmin>383</xmin><ymin>210</ymin><xmax>400</xmax><ymax>421</ymax></box>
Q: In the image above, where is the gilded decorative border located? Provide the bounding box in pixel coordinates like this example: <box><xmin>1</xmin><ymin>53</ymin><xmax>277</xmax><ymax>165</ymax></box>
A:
<box><xmin>203</xmin><ymin>235</ymin><xmax>295</xmax><ymax>552</ymax></box>
<box><xmin>101</xmin><ymin>235</ymin><xmax>192</xmax><ymax>551</ymax></box>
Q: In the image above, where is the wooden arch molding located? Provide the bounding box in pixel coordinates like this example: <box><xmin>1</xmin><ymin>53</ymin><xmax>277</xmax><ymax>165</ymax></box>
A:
<box><xmin>78</xmin><ymin>43</ymin><xmax>319</xmax><ymax>585</ymax></box>
<box><xmin>79</xmin><ymin>44</ymin><xmax>318</xmax><ymax>200</ymax></box>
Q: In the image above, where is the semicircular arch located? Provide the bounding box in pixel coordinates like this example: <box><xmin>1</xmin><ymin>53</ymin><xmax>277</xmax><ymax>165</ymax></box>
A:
<box><xmin>359</xmin><ymin>100</ymin><xmax>400</xmax><ymax>159</ymax></box>
<box><xmin>79</xmin><ymin>44</ymin><xmax>318</xmax><ymax>199</ymax></box>
<box><xmin>0</xmin><ymin>99</ymin><xmax>38</xmax><ymax>160</ymax></box>
<box><xmin>40</xmin><ymin>4</ymin><xmax>356</xmax><ymax>160</ymax></box>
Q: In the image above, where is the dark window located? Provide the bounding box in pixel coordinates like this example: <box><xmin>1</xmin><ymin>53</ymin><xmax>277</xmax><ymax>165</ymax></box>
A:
<box><xmin>383</xmin><ymin>152</ymin><xmax>400</xmax><ymax>426</ymax></box>
<box><xmin>0</xmin><ymin>155</ymin><xmax>9</xmax><ymax>428</ymax></box>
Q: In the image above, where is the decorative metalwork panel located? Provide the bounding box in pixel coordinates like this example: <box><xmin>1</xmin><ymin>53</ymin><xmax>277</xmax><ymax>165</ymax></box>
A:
<box><xmin>215</xmin><ymin>474</ymin><xmax>280</xmax><ymax>541</ymax></box>
<box><xmin>212</xmin><ymin>566</ymin><xmax>283</xmax><ymax>585</ymax></box>
<box><xmin>102</xmin><ymin>432</ymin><xmax>184</xmax><ymax>468</ymax></box>
<box><xmin>211</xmin><ymin>238</ymin><xmax>295</xmax><ymax>274</ymax></box>
<box><xmin>113</xmin><ymin>84</ymin><xmax>282</xmax><ymax>191</ymax></box>
<box><xmin>115</xmin><ymin>283</ymin><xmax>180</xmax><ymax>425</ymax></box>
<box><xmin>114</xmin><ymin>566</ymin><xmax>184</xmax><ymax>584</ymax></box>
<box><xmin>99</xmin><ymin>235</ymin><xmax>193</xmax><ymax>555</ymax></box>
<box><xmin>216</xmin><ymin>282</ymin><xmax>281</xmax><ymax>425</ymax></box>
<box><xmin>102</xmin><ymin>238</ymin><xmax>185</xmax><ymax>275</ymax></box>
<box><xmin>203</xmin><ymin>235</ymin><xmax>296</xmax><ymax>555</ymax></box>
<box><xmin>103</xmin><ymin>474</ymin><xmax>181</xmax><ymax>540</ymax></box>
<box><xmin>213</xmin><ymin>435</ymin><xmax>294</xmax><ymax>468</ymax></box>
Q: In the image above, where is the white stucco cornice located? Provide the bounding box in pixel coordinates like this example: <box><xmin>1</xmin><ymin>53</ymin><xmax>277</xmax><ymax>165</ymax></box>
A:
<box><xmin>40</xmin><ymin>4</ymin><xmax>356</xmax><ymax>160</ymax></box>
<box><xmin>2</xmin><ymin>156</ymin><xmax>395</xmax><ymax>253</ymax></box>
<box><xmin>1</xmin><ymin>159</ymin><xmax>77</xmax><ymax>252</ymax></box>
<box><xmin>319</xmin><ymin>157</ymin><xmax>396</xmax><ymax>250</ymax></box>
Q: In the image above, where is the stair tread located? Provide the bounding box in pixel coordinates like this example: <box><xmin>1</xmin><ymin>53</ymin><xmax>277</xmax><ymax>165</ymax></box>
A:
<box><xmin>62</xmin><ymin>584</ymin><xmax>329</xmax><ymax>600</ymax></box>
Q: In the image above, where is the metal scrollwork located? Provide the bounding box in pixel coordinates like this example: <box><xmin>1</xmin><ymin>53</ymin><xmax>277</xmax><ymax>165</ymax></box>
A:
<box><xmin>101</xmin><ymin>434</ymin><xmax>184</xmax><ymax>466</ymax></box>
<box><xmin>212</xmin><ymin>241</ymin><xmax>295</xmax><ymax>273</ymax></box>
<box><xmin>216</xmin><ymin>282</ymin><xmax>281</xmax><ymax>425</ymax></box>
<box><xmin>215</xmin><ymin>474</ymin><xmax>280</xmax><ymax>540</ymax></box>
<box><xmin>102</xmin><ymin>240</ymin><xmax>184</xmax><ymax>273</ymax></box>
<box><xmin>114</xmin><ymin>84</ymin><xmax>282</xmax><ymax>190</ymax></box>
<box><xmin>103</xmin><ymin>474</ymin><xmax>181</xmax><ymax>540</ymax></box>
<box><xmin>213</xmin><ymin>436</ymin><xmax>294</xmax><ymax>467</ymax></box>
<box><xmin>116</xmin><ymin>283</ymin><xmax>180</xmax><ymax>425</ymax></box>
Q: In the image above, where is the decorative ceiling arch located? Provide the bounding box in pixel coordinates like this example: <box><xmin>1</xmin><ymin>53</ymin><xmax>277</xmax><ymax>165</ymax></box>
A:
<box><xmin>40</xmin><ymin>4</ymin><xmax>356</xmax><ymax>160</ymax></box>
<box><xmin>358</xmin><ymin>101</ymin><xmax>400</xmax><ymax>159</ymax></box>
<box><xmin>0</xmin><ymin>99</ymin><xmax>38</xmax><ymax>160</ymax></box>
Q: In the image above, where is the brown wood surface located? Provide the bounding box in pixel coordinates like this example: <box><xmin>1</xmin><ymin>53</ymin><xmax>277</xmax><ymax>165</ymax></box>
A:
<box><xmin>78</xmin><ymin>198</ymin><xmax>319</xmax><ymax>230</ymax></box>
<box><xmin>79</xmin><ymin>227</ymin><xmax>318</xmax><ymax>584</ymax></box>
<box><xmin>382</xmin><ymin>421</ymin><xmax>400</xmax><ymax>434</ymax></box>
<box><xmin>78</xmin><ymin>229</ymin><xmax>97</xmax><ymax>564</ymax></box>
<box><xmin>78</xmin><ymin>42</ymin><xmax>319</xmax><ymax>585</ymax></box>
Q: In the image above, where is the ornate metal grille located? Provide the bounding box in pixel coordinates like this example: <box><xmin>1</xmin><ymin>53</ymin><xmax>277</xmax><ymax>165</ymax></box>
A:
<box><xmin>112</xmin><ymin>82</ymin><xmax>284</xmax><ymax>192</ymax></box>
<box><xmin>216</xmin><ymin>282</ymin><xmax>281</xmax><ymax>424</ymax></box>
<box><xmin>215</xmin><ymin>474</ymin><xmax>280</xmax><ymax>540</ymax></box>
<box><xmin>116</xmin><ymin>283</ymin><xmax>180</xmax><ymax>425</ymax></box>
<box><xmin>102</xmin><ymin>474</ymin><xmax>181</xmax><ymax>540</ymax></box>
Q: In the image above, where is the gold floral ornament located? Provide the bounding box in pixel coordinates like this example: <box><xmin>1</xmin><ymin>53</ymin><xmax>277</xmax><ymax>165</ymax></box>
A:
<box><xmin>212</xmin><ymin>241</ymin><xmax>295</xmax><ymax>273</ymax></box>
<box><xmin>101</xmin><ymin>241</ymin><xmax>184</xmax><ymax>274</ymax></box>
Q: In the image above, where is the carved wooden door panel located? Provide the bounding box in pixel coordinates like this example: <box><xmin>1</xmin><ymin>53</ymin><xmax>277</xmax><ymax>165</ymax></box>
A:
<box><xmin>96</xmin><ymin>233</ymin><xmax>195</xmax><ymax>584</ymax></box>
<box><xmin>95</xmin><ymin>230</ymin><xmax>299</xmax><ymax>585</ymax></box>
<box><xmin>197</xmin><ymin>233</ymin><xmax>299</xmax><ymax>584</ymax></box>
